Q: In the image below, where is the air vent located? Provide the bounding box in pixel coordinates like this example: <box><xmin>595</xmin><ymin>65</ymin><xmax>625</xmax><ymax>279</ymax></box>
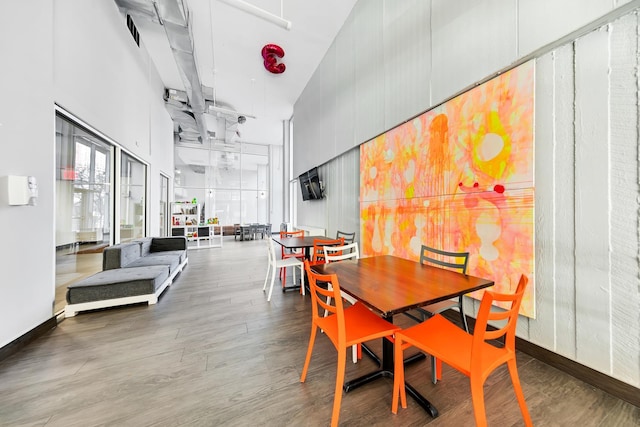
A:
<box><xmin>126</xmin><ymin>14</ymin><xmax>140</xmax><ymax>47</ymax></box>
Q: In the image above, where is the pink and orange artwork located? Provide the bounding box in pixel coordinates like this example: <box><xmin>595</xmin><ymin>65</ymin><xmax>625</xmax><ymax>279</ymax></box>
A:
<box><xmin>360</xmin><ymin>61</ymin><xmax>535</xmax><ymax>317</ymax></box>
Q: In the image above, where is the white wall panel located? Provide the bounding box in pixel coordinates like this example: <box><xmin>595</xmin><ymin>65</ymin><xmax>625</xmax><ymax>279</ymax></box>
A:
<box><xmin>531</xmin><ymin>52</ymin><xmax>555</xmax><ymax>349</ymax></box>
<box><xmin>552</xmin><ymin>44</ymin><xmax>578</xmax><ymax>359</ymax></box>
<box><xmin>383</xmin><ymin>0</ymin><xmax>431</xmax><ymax>130</ymax></box>
<box><xmin>431</xmin><ymin>0</ymin><xmax>518</xmax><ymax>105</ymax></box>
<box><xmin>324</xmin><ymin>147</ymin><xmax>360</xmax><ymax>240</ymax></box>
<box><xmin>574</xmin><ymin>27</ymin><xmax>612</xmax><ymax>371</ymax></box>
<box><xmin>293</xmin><ymin>66</ymin><xmax>324</xmax><ymax>176</ymax></box>
<box><xmin>519</xmin><ymin>0</ymin><xmax>616</xmax><ymax>56</ymax></box>
<box><xmin>316</xmin><ymin>45</ymin><xmax>338</xmax><ymax>169</ymax></box>
<box><xmin>609</xmin><ymin>13</ymin><xmax>640</xmax><ymax>385</ymax></box>
<box><xmin>354</xmin><ymin>0</ymin><xmax>385</xmax><ymax>145</ymax></box>
<box><xmin>334</xmin><ymin>13</ymin><xmax>357</xmax><ymax>155</ymax></box>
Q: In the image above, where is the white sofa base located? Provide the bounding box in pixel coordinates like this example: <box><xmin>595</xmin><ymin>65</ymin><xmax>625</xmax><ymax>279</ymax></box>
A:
<box><xmin>64</xmin><ymin>255</ymin><xmax>188</xmax><ymax>318</ymax></box>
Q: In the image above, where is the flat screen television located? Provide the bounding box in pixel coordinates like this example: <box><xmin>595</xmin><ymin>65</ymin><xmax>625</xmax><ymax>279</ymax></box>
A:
<box><xmin>299</xmin><ymin>167</ymin><xmax>324</xmax><ymax>201</ymax></box>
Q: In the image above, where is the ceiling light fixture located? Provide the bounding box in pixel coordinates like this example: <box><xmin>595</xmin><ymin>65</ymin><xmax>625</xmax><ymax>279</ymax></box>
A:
<box><xmin>218</xmin><ymin>0</ymin><xmax>292</xmax><ymax>31</ymax></box>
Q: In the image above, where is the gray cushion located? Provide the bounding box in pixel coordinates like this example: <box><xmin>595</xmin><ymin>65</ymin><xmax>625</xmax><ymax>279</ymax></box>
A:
<box><xmin>102</xmin><ymin>242</ymin><xmax>141</xmax><ymax>270</ymax></box>
<box><xmin>151</xmin><ymin>237</ymin><xmax>187</xmax><ymax>252</ymax></box>
<box><xmin>145</xmin><ymin>250</ymin><xmax>187</xmax><ymax>265</ymax></box>
<box><xmin>66</xmin><ymin>265</ymin><xmax>169</xmax><ymax>304</ymax></box>
<box><xmin>135</xmin><ymin>237</ymin><xmax>153</xmax><ymax>257</ymax></box>
<box><xmin>126</xmin><ymin>254</ymin><xmax>180</xmax><ymax>273</ymax></box>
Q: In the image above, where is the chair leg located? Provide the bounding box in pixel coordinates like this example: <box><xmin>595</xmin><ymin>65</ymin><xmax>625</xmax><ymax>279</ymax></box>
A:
<box><xmin>262</xmin><ymin>263</ymin><xmax>271</xmax><ymax>292</ymax></box>
<box><xmin>459</xmin><ymin>295</ymin><xmax>469</xmax><ymax>333</ymax></box>
<box><xmin>330</xmin><ymin>347</ymin><xmax>347</xmax><ymax>427</ymax></box>
<box><xmin>300</xmin><ymin>326</ymin><xmax>318</xmax><ymax>383</ymax></box>
<box><xmin>392</xmin><ymin>335</ymin><xmax>407</xmax><ymax>414</ymax></box>
<box><xmin>507</xmin><ymin>359</ymin><xmax>533</xmax><ymax>426</ymax></box>
<box><xmin>470</xmin><ymin>375</ymin><xmax>488</xmax><ymax>427</ymax></box>
<box><xmin>299</xmin><ymin>265</ymin><xmax>305</xmax><ymax>296</ymax></box>
<box><xmin>292</xmin><ymin>264</ymin><xmax>297</xmax><ymax>288</ymax></box>
<box><xmin>267</xmin><ymin>263</ymin><xmax>277</xmax><ymax>301</ymax></box>
<box><xmin>431</xmin><ymin>355</ymin><xmax>438</xmax><ymax>384</ymax></box>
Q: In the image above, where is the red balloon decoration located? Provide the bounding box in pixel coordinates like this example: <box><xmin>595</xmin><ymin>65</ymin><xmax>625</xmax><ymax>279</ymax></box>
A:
<box><xmin>262</xmin><ymin>44</ymin><xmax>286</xmax><ymax>74</ymax></box>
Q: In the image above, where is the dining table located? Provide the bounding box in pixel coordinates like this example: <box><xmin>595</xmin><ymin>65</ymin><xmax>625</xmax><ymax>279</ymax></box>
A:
<box><xmin>271</xmin><ymin>235</ymin><xmax>330</xmax><ymax>291</ymax></box>
<box><xmin>271</xmin><ymin>234</ymin><xmax>329</xmax><ymax>260</ymax></box>
<box><xmin>311</xmin><ymin>254</ymin><xmax>494</xmax><ymax>418</ymax></box>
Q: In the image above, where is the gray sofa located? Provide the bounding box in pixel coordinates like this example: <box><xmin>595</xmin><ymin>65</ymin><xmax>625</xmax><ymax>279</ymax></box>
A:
<box><xmin>65</xmin><ymin>237</ymin><xmax>188</xmax><ymax>317</ymax></box>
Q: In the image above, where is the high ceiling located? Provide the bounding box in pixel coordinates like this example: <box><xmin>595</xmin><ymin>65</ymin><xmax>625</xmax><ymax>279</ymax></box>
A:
<box><xmin>117</xmin><ymin>0</ymin><xmax>358</xmax><ymax>146</ymax></box>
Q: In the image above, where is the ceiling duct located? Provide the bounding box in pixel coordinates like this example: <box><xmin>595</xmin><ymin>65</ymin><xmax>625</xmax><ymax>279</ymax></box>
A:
<box><xmin>115</xmin><ymin>0</ymin><xmax>208</xmax><ymax>143</ymax></box>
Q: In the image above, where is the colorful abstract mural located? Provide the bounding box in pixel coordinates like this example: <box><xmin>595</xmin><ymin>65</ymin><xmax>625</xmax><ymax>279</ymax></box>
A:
<box><xmin>360</xmin><ymin>61</ymin><xmax>535</xmax><ymax>318</ymax></box>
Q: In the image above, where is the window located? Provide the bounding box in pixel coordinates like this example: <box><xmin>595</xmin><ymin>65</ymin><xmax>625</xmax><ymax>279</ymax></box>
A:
<box><xmin>174</xmin><ymin>141</ymin><xmax>270</xmax><ymax>225</ymax></box>
<box><xmin>120</xmin><ymin>152</ymin><xmax>146</xmax><ymax>242</ymax></box>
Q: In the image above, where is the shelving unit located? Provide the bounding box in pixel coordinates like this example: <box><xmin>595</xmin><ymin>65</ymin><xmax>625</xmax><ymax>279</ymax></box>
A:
<box><xmin>171</xmin><ymin>202</ymin><xmax>201</xmax><ymax>240</ymax></box>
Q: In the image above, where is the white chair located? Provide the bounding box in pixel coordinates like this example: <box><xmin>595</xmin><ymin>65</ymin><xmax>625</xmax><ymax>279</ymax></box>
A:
<box><xmin>263</xmin><ymin>239</ymin><xmax>304</xmax><ymax>302</ymax></box>
<box><xmin>324</xmin><ymin>242</ymin><xmax>360</xmax><ymax>363</ymax></box>
<box><xmin>323</xmin><ymin>242</ymin><xmax>360</xmax><ymax>262</ymax></box>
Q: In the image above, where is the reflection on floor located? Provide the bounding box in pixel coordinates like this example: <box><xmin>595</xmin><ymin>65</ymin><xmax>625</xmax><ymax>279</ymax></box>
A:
<box><xmin>54</xmin><ymin>237</ymin><xmax>232</xmax><ymax>313</ymax></box>
<box><xmin>55</xmin><ymin>244</ymin><xmax>104</xmax><ymax>314</ymax></box>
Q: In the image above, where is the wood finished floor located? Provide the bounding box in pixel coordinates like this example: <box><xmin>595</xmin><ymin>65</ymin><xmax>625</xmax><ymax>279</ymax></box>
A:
<box><xmin>2</xmin><ymin>238</ymin><xmax>638</xmax><ymax>426</ymax></box>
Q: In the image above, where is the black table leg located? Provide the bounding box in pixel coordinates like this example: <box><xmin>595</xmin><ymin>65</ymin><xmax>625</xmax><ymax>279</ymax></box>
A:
<box><xmin>342</xmin><ymin>316</ymin><xmax>438</xmax><ymax>418</ymax></box>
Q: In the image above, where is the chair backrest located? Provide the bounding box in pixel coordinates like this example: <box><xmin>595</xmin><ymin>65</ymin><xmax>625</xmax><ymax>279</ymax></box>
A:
<box><xmin>336</xmin><ymin>230</ymin><xmax>356</xmax><ymax>244</ymax></box>
<box><xmin>311</xmin><ymin>237</ymin><xmax>344</xmax><ymax>264</ymax></box>
<box><xmin>279</xmin><ymin>230</ymin><xmax>304</xmax><ymax>238</ymax></box>
<box><xmin>266</xmin><ymin>238</ymin><xmax>276</xmax><ymax>264</ymax></box>
<box><xmin>420</xmin><ymin>245</ymin><xmax>469</xmax><ymax>274</ymax></box>
<box><xmin>471</xmin><ymin>275</ymin><xmax>528</xmax><ymax>368</ymax></box>
<box><xmin>324</xmin><ymin>242</ymin><xmax>360</xmax><ymax>262</ymax></box>
<box><xmin>279</xmin><ymin>230</ymin><xmax>305</xmax><ymax>255</ymax></box>
<box><xmin>304</xmin><ymin>260</ymin><xmax>346</xmax><ymax>329</ymax></box>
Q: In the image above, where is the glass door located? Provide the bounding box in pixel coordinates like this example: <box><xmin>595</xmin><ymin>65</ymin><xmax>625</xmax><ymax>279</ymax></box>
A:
<box><xmin>55</xmin><ymin>113</ymin><xmax>113</xmax><ymax>314</ymax></box>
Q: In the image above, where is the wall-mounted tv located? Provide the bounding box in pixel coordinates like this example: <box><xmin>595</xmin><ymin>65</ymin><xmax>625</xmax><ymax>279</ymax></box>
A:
<box><xmin>299</xmin><ymin>167</ymin><xmax>324</xmax><ymax>201</ymax></box>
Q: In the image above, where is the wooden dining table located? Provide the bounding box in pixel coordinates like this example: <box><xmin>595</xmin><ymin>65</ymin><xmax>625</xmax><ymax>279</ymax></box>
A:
<box><xmin>271</xmin><ymin>235</ymin><xmax>330</xmax><ymax>260</ymax></box>
<box><xmin>271</xmin><ymin>235</ymin><xmax>330</xmax><ymax>291</ymax></box>
<box><xmin>311</xmin><ymin>255</ymin><xmax>494</xmax><ymax>418</ymax></box>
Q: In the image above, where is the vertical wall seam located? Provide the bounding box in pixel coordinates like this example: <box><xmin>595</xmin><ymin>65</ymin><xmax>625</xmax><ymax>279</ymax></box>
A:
<box><xmin>551</xmin><ymin>50</ymin><xmax>558</xmax><ymax>351</ymax></box>
<box><xmin>572</xmin><ymin>40</ymin><xmax>578</xmax><ymax>356</ymax></box>
<box><xmin>636</xmin><ymin>11</ymin><xmax>640</xmax><ymax>353</ymax></box>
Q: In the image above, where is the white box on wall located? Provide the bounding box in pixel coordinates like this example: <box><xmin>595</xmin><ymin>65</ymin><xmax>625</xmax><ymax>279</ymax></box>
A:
<box><xmin>1</xmin><ymin>175</ymin><xmax>30</xmax><ymax>205</ymax></box>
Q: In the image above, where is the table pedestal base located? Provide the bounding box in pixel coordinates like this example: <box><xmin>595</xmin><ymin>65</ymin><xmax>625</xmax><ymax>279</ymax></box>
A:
<box><xmin>342</xmin><ymin>352</ymin><xmax>438</xmax><ymax>418</ymax></box>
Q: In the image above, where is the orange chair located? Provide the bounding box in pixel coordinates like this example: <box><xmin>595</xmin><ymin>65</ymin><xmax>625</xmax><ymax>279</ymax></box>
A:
<box><xmin>308</xmin><ymin>237</ymin><xmax>344</xmax><ymax>266</ymax></box>
<box><xmin>301</xmin><ymin>260</ymin><xmax>401</xmax><ymax>427</ymax></box>
<box><xmin>392</xmin><ymin>275</ymin><xmax>532</xmax><ymax>427</ymax></box>
<box><xmin>279</xmin><ymin>230</ymin><xmax>305</xmax><ymax>283</ymax></box>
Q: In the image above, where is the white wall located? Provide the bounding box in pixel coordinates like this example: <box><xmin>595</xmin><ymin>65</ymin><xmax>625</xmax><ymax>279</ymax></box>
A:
<box><xmin>0</xmin><ymin>0</ymin><xmax>173</xmax><ymax>348</ymax></box>
<box><xmin>293</xmin><ymin>0</ymin><xmax>640</xmax><ymax>387</ymax></box>
<box><xmin>54</xmin><ymin>0</ymin><xmax>174</xmax><ymax>238</ymax></box>
<box><xmin>0</xmin><ymin>1</ymin><xmax>55</xmax><ymax>348</ymax></box>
